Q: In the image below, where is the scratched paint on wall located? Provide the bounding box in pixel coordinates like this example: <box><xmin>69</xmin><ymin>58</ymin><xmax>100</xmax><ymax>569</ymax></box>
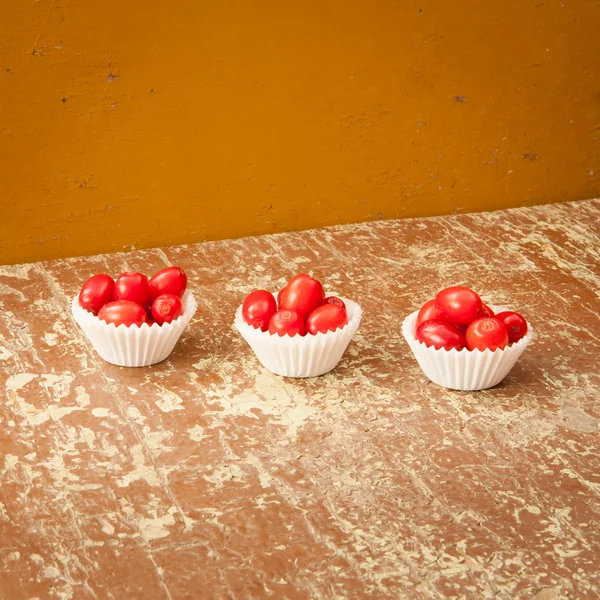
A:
<box><xmin>1</xmin><ymin>0</ymin><xmax>599</xmax><ymax>264</ymax></box>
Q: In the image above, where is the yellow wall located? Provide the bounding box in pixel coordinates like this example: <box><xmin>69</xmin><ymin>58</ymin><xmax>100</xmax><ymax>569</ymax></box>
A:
<box><xmin>1</xmin><ymin>0</ymin><xmax>599</xmax><ymax>264</ymax></box>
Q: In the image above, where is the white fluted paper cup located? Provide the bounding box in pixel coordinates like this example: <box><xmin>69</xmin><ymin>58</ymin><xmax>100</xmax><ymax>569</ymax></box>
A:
<box><xmin>402</xmin><ymin>305</ymin><xmax>533</xmax><ymax>391</ymax></box>
<box><xmin>234</xmin><ymin>296</ymin><xmax>362</xmax><ymax>378</ymax></box>
<box><xmin>72</xmin><ymin>291</ymin><xmax>197</xmax><ymax>367</ymax></box>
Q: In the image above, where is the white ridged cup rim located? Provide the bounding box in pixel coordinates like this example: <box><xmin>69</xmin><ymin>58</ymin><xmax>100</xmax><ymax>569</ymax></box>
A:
<box><xmin>71</xmin><ymin>290</ymin><xmax>197</xmax><ymax>367</ymax></box>
<box><xmin>401</xmin><ymin>304</ymin><xmax>534</xmax><ymax>390</ymax></box>
<box><xmin>234</xmin><ymin>294</ymin><xmax>362</xmax><ymax>377</ymax></box>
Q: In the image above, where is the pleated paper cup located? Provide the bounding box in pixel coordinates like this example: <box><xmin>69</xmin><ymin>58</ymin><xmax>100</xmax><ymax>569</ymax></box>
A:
<box><xmin>234</xmin><ymin>296</ymin><xmax>362</xmax><ymax>378</ymax></box>
<box><xmin>71</xmin><ymin>291</ymin><xmax>197</xmax><ymax>367</ymax></box>
<box><xmin>402</xmin><ymin>305</ymin><xmax>533</xmax><ymax>391</ymax></box>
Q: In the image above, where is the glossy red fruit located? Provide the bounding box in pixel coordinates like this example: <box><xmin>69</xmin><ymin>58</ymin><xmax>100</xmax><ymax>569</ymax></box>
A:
<box><xmin>279</xmin><ymin>274</ymin><xmax>324</xmax><ymax>320</ymax></box>
<box><xmin>149</xmin><ymin>266</ymin><xmax>187</xmax><ymax>300</ymax></box>
<box><xmin>416</xmin><ymin>319</ymin><xmax>466</xmax><ymax>351</ymax></box>
<box><xmin>466</xmin><ymin>317</ymin><xmax>509</xmax><ymax>351</ymax></box>
<box><xmin>495</xmin><ymin>311</ymin><xmax>528</xmax><ymax>344</ymax></box>
<box><xmin>435</xmin><ymin>286</ymin><xmax>483</xmax><ymax>325</ymax></box>
<box><xmin>268</xmin><ymin>309</ymin><xmax>306</xmax><ymax>337</ymax></box>
<box><xmin>151</xmin><ymin>294</ymin><xmax>183</xmax><ymax>325</ymax></box>
<box><xmin>242</xmin><ymin>290</ymin><xmax>277</xmax><ymax>331</ymax></box>
<box><xmin>323</xmin><ymin>296</ymin><xmax>346</xmax><ymax>310</ymax></box>
<box><xmin>479</xmin><ymin>303</ymin><xmax>495</xmax><ymax>318</ymax></box>
<box><xmin>277</xmin><ymin>287</ymin><xmax>286</xmax><ymax>309</ymax></box>
<box><xmin>416</xmin><ymin>299</ymin><xmax>443</xmax><ymax>327</ymax></box>
<box><xmin>79</xmin><ymin>274</ymin><xmax>115</xmax><ymax>315</ymax></box>
<box><xmin>306</xmin><ymin>304</ymin><xmax>348</xmax><ymax>335</ymax></box>
<box><xmin>115</xmin><ymin>272</ymin><xmax>151</xmax><ymax>307</ymax></box>
<box><xmin>98</xmin><ymin>300</ymin><xmax>147</xmax><ymax>327</ymax></box>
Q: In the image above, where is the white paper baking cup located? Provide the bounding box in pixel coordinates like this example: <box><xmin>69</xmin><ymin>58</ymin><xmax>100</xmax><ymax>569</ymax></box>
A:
<box><xmin>402</xmin><ymin>305</ymin><xmax>533</xmax><ymax>390</ymax></box>
<box><xmin>71</xmin><ymin>291</ymin><xmax>197</xmax><ymax>367</ymax></box>
<box><xmin>234</xmin><ymin>296</ymin><xmax>362</xmax><ymax>378</ymax></box>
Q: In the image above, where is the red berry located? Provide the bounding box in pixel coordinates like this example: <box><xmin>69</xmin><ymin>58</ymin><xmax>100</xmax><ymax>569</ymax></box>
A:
<box><xmin>79</xmin><ymin>274</ymin><xmax>115</xmax><ymax>315</ymax></box>
<box><xmin>279</xmin><ymin>274</ymin><xmax>324</xmax><ymax>320</ymax></box>
<box><xmin>306</xmin><ymin>304</ymin><xmax>348</xmax><ymax>335</ymax></box>
<box><xmin>435</xmin><ymin>286</ymin><xmax>482</xmax><ymax>325</ymax></box>
<box><xmin>242</xmin><ymin>290</ymin><xmax>277</xmax><ymax>331</ymax></box>
<box><xmin>323</xmin><ymin>296</ymin><xmax>346</xmax><ymax>310</ymax></box>
<box><xmin>416</xmin><ymin>319</ymin><xmax>466</xmax><ymax>351</ymax></box>
<box><xmin>115</xmin><ymin>272</ymin><xmax>151</xmax><ymax>307</ymax></box>
<box><xmin>151</xmin><ymin>294</ymin><xmax>184</xmax><ymax>325</ymax></box>
<box><xmin>268</xmin><ymin>309</ymin><xmax>306</xmax><ymax>337</ymax></box>
<box><xmin>416</xmin><ymin>299</ymin><xmax>443</xmax><ymax>327</ymax></box>
<box><xmin>495</xmin><ymin>311</ymin><xmax>528</xmax><ymax>344</ymax></box>
<box><xmin>466</xmin><ymin>317</ymin><xmax>509</xmax><ymax>351</ymax></box>
<box><xmin>149</xmin><ymin>266</ymin><xmax>187</xmax><ymax>300</ymax></box>
<box><xmin>98</xmin><ymin>300</ymin><xmax>147</xmax><ymax>327</ymax></box>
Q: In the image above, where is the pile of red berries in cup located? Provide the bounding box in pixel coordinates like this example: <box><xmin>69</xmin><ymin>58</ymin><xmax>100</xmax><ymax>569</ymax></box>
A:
<box><xmin>79</xmin><ymin>267</ymin><xmax>188</xmax><ymax>327</ymax></box>
<box><xmin>242</xmin><ymin>274</ymin><xmax>348</xmax><ymax>336</ymax></box>
<box><xmin>415</xmin><ymin>286</ymin><xmax>528</xmax><ymax>351</ymax></box>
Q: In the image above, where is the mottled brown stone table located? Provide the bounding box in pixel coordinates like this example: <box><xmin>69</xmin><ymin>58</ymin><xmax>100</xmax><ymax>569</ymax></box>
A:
<box><xmin>1</xmin><ymin>199</ymin><xmax>599</xmax><ymax>600</ymax></box>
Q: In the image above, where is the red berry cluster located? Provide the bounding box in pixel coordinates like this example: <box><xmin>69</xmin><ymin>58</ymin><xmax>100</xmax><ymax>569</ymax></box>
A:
<box><xmin>416</xmin><ymin>286</ymin><xmax>528</xmax><ymax>351</ymax></box>
<box><xmin>243</xmin><ymin>274</ymin><xmax>348</xmax><ymax>337</ymax></box>
<box><xmin>79</xmin><ymin>267</ymin><xmax>187</xmax><ymax>327</ymax></box>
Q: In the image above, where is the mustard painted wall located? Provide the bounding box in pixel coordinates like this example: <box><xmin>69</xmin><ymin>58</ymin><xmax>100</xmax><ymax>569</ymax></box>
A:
<box><xmin>1</xmin><ymin>0</ymin><xmax>599</xmax><ymax>264</ymax></box>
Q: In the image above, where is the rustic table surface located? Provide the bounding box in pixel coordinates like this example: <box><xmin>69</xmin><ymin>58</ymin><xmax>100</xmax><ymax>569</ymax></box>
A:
<box><xmin>1</xmin><ymin>199</ymin><xmax>599</xmax><ymax>600</ymax></box>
